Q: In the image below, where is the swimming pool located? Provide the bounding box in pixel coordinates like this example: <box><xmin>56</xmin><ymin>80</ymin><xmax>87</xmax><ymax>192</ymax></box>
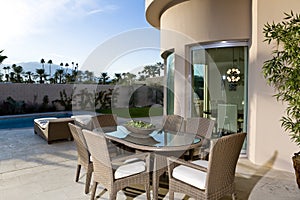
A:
<box><xmin>0</xmin><ymin>112</ymin><xmax>72</xmax><ymax>129</ymax></box>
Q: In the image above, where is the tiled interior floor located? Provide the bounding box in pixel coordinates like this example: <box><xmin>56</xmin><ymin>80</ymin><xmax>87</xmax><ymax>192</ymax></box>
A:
<box><xmin>1</xmin><ymin>127</ymin><xmax>300</xmax><ymax>200</ymax></box>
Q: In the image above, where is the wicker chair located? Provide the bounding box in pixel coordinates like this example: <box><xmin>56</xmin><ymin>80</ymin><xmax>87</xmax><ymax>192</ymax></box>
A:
<box><xmin>167</xmin><ymin>132</ymin><xmax>246</xmax><ymax>200</ymax></box>
<box><xmin>90</xmin><ymin>114</ymin><xmax>118</xmax><ymax>131</ymax></box>
<box><xmin>162</xmin><ymin>114</ymin><xmax>184</xmax><ymax>132</ymax></box>
<box><xmin>82</xmin><ymin>129</ymin><xmax>151</xmax><ymax>200</ymax></box>
<box><xmin>68</xmin><ymin>123</ymin><xmax>93</xmax><ymax>194</ymax></box>
<box><xmin>91</xmin><ymin>114</ymin><xmax>122</xmax><ymax>156</ymax></box>
<box><xmin>185</xmin><ymin>117</ymin><xmax>215</xmax><ymax>160</ymax></box>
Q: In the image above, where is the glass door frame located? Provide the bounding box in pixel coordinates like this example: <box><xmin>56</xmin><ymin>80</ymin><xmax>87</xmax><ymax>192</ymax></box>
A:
<box><xmin>190</xmin><ymin>40</ymin><xmax>249</xmax><ymax>154</ymax></box>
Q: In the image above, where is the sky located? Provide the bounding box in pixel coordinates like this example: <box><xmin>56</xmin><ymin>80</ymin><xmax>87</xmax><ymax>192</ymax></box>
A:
<box><xmin>0</xmin><ymin>0</ymin><xmax>162</xmax><ymax>76</ymax></box>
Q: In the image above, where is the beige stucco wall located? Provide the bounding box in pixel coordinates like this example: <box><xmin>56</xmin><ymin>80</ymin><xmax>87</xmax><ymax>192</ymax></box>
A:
<box><xmin>159</xmin><ymin>0</ymin><xmax>251</xmax><ymax>118</ymax></box>
<box><xmin>0</xmin><ymin>83</ymin><xmax>113</xmax><ymax>111</ymax></box>
<box><xmin>248</xmin><ymin>0</ymin><xmax>300</xmax><ymax>172</ymax></box>
<box><xmin>0</xmin><ymin>83</ymin><xmax>75</xmax><ymax>104</ymax></box>
<box><xmin>146</xmin><ymin>0</ymin><xmax>300</xmax><ymax>172</ymax></box>
<box><xmin>0</xmin><ymin>83</ymin><xmax>162</xmax><ymax>111</ymax></box>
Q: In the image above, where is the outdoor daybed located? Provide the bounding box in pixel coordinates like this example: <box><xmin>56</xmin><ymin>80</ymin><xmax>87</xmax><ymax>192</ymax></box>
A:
<box><xmin>34</xmin><ymin>117</ymin><xmax>74</xmax><ymax>144</ymax></box>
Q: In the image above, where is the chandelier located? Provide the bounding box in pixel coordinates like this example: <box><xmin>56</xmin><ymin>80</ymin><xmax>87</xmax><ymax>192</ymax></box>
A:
<box><xmin>226</xmin><ymin>68</ymin><xmax>241</xmax><ymax>83</ymax></box>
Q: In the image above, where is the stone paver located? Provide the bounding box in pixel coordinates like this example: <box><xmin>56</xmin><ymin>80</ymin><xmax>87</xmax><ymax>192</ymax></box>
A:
<box><xmin>0</xmin><ymin>127</ymin><xmax>300</xmax><ymax>199</ymax></box>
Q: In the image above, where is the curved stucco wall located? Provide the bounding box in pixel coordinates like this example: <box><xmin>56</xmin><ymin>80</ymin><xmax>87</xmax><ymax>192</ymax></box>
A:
<box><xmin>160</xmin><ymin>0</ymin><xmax>251</xmax><ymax>51</ymax></box>
<box><xmin>145</xmin><ymin>0</ymin><xmax>186</xmax><ymax>28</ymax></box>
<box><xmin>158</xmin><ymin>0</ymin><xmax>251</xmax><ymax>117</ymax></box>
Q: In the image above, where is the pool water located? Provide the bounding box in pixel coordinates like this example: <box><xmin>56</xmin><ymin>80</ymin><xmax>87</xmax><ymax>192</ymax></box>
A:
<box><xmin>0</xmin><ymin>112</ymin><xmax>72</xmax><ymax>129</ymax></box>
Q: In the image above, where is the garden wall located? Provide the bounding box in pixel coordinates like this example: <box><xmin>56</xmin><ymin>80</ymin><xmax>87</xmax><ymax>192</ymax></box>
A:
<box><xmin>0</xmin><ymin>83</ymin><xmax>163</xmax><ymax>111</ymax></box>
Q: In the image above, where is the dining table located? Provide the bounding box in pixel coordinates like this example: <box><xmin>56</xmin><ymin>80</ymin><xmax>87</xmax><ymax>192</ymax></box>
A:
<box><xmin>93</xmin><ymin>125</ymin><xmax>203</xmax><ymax>200</ymax></box>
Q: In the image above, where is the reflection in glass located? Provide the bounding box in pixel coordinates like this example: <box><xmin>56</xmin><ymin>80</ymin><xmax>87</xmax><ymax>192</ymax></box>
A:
<box><xmin>191</xmin><ymin>45</ymin><xmax>248</xmax><ymax>149</ymax></box>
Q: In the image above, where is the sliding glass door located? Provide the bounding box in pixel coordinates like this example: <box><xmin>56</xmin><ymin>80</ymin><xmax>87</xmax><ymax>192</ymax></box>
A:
<box><xmin>191</xmin><ymin>42</ymin><xmax>248</xmax><ymax>153</ymax></box>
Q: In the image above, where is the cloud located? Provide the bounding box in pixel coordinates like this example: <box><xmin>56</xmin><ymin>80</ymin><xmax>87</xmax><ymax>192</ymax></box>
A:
<box><xmin>87</xmin><ymin>4</ymin><xmax>118</xmax><ymax>16</ymax></box>
<box><xmin>0</xmin><ymin>0</ymin><xmax>118</xmax><ymax>45</ymax></box>
<box><xmin>87</xmin><ymin>8</ymin><xmax>104</xmax><ymax>15</ymax></box>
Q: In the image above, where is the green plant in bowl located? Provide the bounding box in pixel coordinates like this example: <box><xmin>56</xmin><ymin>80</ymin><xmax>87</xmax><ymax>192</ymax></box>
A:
<box><xmin>124</xmin><ymin>120</ymin><xmax>156</xmax><ymax>138</ymax></box>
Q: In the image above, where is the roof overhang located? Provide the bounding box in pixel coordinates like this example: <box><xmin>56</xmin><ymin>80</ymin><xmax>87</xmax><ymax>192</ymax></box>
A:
<box><xmin>145</xmin><ymin>0</ymin><xmax>189</xmax><ymax>29</ymax></box>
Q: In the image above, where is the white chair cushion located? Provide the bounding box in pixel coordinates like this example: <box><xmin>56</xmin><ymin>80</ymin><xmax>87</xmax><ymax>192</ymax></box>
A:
<box><xmin>172</xmin><ymin>159</ymin><xmax>208</xmax><ymax>190</ymax></box>
<box><xmin>34</xmin><ymin>117</ymin><xmax>58</xmax><ymax>129</ymax></box>
<box><xmin>71</xmin><ymin>115</ymin><xmax>93</xmax><ymax>129</ymax></box>
<box><xmin>71</xmin><ymin>115</ymin><xmax>93</xmax><ymax>125</ymax></box>
<box><xmin>192</xmin><ymin>159</ymin><xmax>209</xmax><ymax>168</ymax></box>
<box><xmin>114</xmin><ymin>161</ymin><xmax>145</xmax><ymax>179</ymax></box>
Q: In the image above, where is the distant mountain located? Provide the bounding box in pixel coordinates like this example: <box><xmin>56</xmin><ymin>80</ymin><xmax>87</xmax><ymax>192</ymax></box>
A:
<box><xmin>16</xmin><ymin>62</ymin><xmax>62</xmax><ymax>75</ymax></box>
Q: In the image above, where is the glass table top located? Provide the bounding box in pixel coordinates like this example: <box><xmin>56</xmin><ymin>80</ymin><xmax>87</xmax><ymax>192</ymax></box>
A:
<box><xmin>96</xmin><ymin>126</ymin><xmax>201</xmax><ymax>149</ymax></box>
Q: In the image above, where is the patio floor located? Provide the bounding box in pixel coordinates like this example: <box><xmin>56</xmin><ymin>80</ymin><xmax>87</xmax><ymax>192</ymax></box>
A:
<box><xmin>1</xmin><ymin>127</ymin><xmax>300</xmax><ymax>200</ymax></box>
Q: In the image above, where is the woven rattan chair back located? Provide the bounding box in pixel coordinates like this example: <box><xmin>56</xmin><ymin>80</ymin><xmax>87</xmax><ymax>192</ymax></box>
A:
<box><xmin>185</xmin><ymin>117</ymin><xmax>215</xmax><ymax>159</ymax></box>
<box><xmin>68</xmin><ymin>123</ymin><xmax>93</xmax><ymax>194</ymax></box>
<box><xmin>186</xmin><ymin>117</ymin><xmax>215</xmax><ymax>139</ymax></box>
<box><xmin>91</xmin><ymin>114</ymin><xmax>120</xmax><ymax>157</ymax></box>
<box><xmin>91</xmin><ymin>114</ymin><xmax>117</xmax><ymax>130</ymax></box>
<box><xmin>163</xmin><ymin>114</ymin><xmax>184</xmax><ymax>132</ymax></box>
<box><xmin>69</xmin><ymin>123</ymin><xmax>90</xmax><ymax>164</ymax></box>
<box><xmin>82</xmin><ymin>129</ymin><xmax>113</xmax><ymax>187</ymax></box>
<box><xmin>205</xmin><ymin>132</ymin><xmax>246</xmax><ymax>198</ymax></box>
<box><xmin>82</xmin><ymin>129</ymin><xmax>151</xmax><ymax>200</ymax></box>
<box><xmin>168</xmin><ymin>132</ymin><xmax>246</xmax><ymax>200</ymax></box>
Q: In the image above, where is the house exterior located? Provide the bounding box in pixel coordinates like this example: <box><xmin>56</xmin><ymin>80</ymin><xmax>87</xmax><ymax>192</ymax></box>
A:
<box><xmin>145</xmin><ymin>0</ymin><xmax>300</xmax><ymax>172</ymax></box>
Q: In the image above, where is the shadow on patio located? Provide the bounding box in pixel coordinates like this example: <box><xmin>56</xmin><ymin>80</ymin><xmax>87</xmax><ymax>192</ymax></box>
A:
<box><xmin>0</xmin><ymin>128</ymin><xmax>299</xmax><ymax>199</ymax></box>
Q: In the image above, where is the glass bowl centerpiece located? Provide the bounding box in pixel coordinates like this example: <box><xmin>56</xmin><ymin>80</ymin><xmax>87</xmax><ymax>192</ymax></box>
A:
<box><xmin>124</xmin><ymin>120</ymin><xmax>156</xmax><ymax>138</ymax></box>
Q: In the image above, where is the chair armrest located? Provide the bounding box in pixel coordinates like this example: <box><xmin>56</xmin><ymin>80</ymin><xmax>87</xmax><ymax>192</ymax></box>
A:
<box><xmin>167</xmin><ymin>156</ymin><xmax>207</xmax><ymax>178</ymax></box>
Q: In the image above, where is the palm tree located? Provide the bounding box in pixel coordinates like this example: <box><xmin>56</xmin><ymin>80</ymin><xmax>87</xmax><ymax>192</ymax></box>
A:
<box><xmin>9</xmin><ymin>71</ymin><xmax>16</xmax><ymax>82</ymax></box>
<box><xmin>110</xmin><ymin>73</ymin><xmax>121</xmax><ymax>84</ymax></box>
<box><xmin>25</xmin><ymin>71</ymin><xmax>34</xmax><ymax>83</ymax></box>
<box><xmin>3</xmin><ymin>66</ymin><xmax>10</xmax><ymax>82</ymax></box>
<box><xmin>65</xmin><ymin>63</ymin><xmax>69</xmax><ymax>73</ymax></box>
<box><xmin>121</xmin><ymin>72</ymin><xmax>136</xmax><ymax>85</ymax></box>
<box><xmin>40</xmin><ymin>58</ymin><xmax>45</xmax><ymax>70</ymax></box>
<box><xmin>0</xmin><ymin>51</ymin><xmax>8</xmax><ymax>82</ymax></box>
<box><xmin>0</xmin><ymin>71</ymin><xmax>3</xmax><ymax>82</ymax></box>
<box><xmin>56</xmin><ymin>69</ymin><xmax>64</xmax><ymax>83</ymax></box>
<box><xmin>36</xmin><ymin>68</ymin><xmax>45</xmax><ymax>83</ymax></box>
<box><xmin>115</xmin><ymin>73</ymin><xmax>121</xmax><ymax>82</ymax></box>
<box><xmin>100</xmin><ymin>72</ymin><xmax>109</xmax><ymax>84</ymax></box>
<box><xmin>0</xmin><ymin>50</ymin><xmax>7</xmax><ymax>64</ymax></box>
<box><xmin>47</xmin><ymin>59</ymin><xmax>53</xmax><ymax>77</ymax></box>
<box><xmin>12</xmin><ymin>64</ymin><xmax>24</xmax><ymax>83</ymax></box>
<box><xmin>84</xmin><ymin>70</ymin><xmax>94</xmax><ymax>82</ymax></box>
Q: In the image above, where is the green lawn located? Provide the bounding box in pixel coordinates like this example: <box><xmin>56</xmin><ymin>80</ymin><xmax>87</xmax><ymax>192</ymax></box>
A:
<box><xmin>97</xmin><ymin>106</ymin><xmax>163</xmax><ymax>118</ymax></box>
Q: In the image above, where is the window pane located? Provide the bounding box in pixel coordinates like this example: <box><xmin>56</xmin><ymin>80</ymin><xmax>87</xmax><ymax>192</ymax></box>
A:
<box><xmin>166</xmin><ymin>53</ymin><xmax>175</xmax><ymax>115</ymax></box>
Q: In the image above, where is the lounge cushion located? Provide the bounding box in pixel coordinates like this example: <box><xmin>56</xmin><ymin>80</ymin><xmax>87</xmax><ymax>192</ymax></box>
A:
<box><xmin>172</xmin><ymin>160</ymin><xmax>208</xmax><ymax>190</ymax></box>
<box><xmin>114</xmin><ymin>161</ymin><xmax>146</xmax><ymax>179</ymax></box>
<box><xmin>34</xmin><ymin>117</ymin><xmax>58</xmax><ymax>129</ymax></box>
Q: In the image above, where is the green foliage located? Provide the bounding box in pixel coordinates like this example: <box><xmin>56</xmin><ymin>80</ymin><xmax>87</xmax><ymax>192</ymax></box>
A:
<box><xmin>262</xmin><ymin>11</ymin><xmax>300</xmax><ymax>146</ymax></box>
<box><xmin>52</xmin><ymin>89</ymin><xmax>73</xmax><ymax>111</ymax></box>
<box><xmin>95</xmin><ymin>89</ymin><xmax>113</xmax><ymax>110</ymax></box>
<box><xmin>38</xmin><ymin>95</ymin><xmax>55</xmax><ymax>112</ymax></box>
<box><xmin>73</xmin><ymin>88</ymin><xmax>94</xmax><ymax>110</ymax></box>
<box><xmin>0</xmin><ymin>97</ymin><xmax>25</xmax><ymax>115</ymax></box>
<box><xmin>124</xmin><ymin>120</ymin><xmax>155</xmax><ymax>129</ymax></box>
